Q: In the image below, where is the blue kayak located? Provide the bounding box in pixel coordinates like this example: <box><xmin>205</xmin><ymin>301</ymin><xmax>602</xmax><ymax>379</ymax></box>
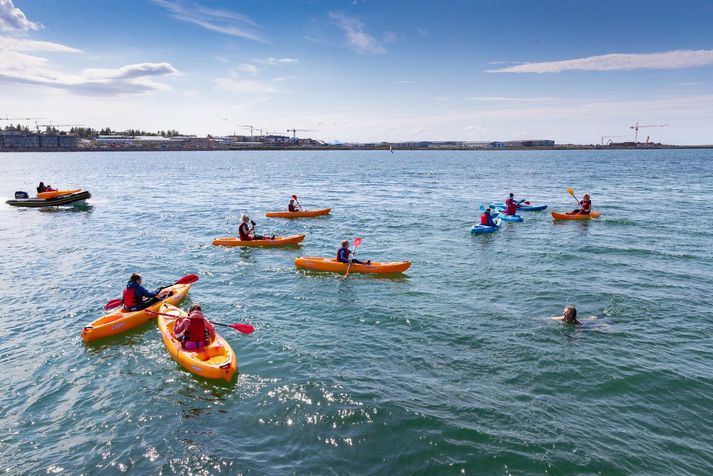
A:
<box><xmin>480</xmin><ymin>205</ymin><xmax>524</xmax><ymax>222</ymax></box>
<box><xmin>491</xmin><ymin>202</ymin><xmax>548</xmax><ymax>212</ymax></box>
<box><xmin>471</xmin><ymin>224</ymin><xmax>498</xmax><ymax>235</ymax></box>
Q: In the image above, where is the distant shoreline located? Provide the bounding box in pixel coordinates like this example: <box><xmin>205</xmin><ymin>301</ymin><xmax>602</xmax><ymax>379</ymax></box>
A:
<box><xmin>2</xmin><ymin>144</ymin><xmax>712</xmax><ymax>153</ymax></box>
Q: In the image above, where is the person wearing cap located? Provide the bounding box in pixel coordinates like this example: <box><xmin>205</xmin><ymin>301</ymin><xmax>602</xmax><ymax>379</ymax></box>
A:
<box><xmin>337</xmin><ymin>240</ymin><xmax>370</xmax><ymax>265</ymax></box>
<box><xmin>238</xmin><ymin>214</ymin><xmax>274</xmax><ymax>241</ymax></box>
<box><xmin>570</xmin><ymin>193</ymin><xmax>592</xmax><ymax>215</ymax></box>
<box><xmin>174</xmin><ymin>303</ymin><xmax>216</xmax><ymax>350</ymax></box>
<box><xmin>480</xmin><ymin>207</ymin><xmax>497</xmax><ymax>227</ymax></box>
<box><xmin>504</xmin><ymin>192</ymin><xmax>520</xmax><ymax>216</ymax></box>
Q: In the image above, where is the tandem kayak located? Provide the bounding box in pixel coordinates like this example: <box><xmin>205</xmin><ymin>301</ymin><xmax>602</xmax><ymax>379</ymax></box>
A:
<box><xmin>491</xmin><ymin>203</ymin><xmax>548</xmax><ymax>212</ymax></box>
<box><xmin>295</xmin><ymin>257</ymin><xmax>411</xmax><ymax>274</ymax></box>
<box><xmin>81</xmin><ymin>282</ymin><xmax>192</xmax><ymax>343</ymax></box>
<box><xmin>551</xmin><ymin>211</ymin><xmax>601</xmax><ymax>220</ymax></box>
<box><xmin>156</xmin><ymin>303</ymin><xmax>238</xmax><ymax>382</ymax></box>
<box><xmin>7</xmin><ymin>190</ymin><xmax>91</xmax><ymax>208</ymax></box>
<box><xmin>265</xmin><ymin>208</ymin><xmax>331</xmax><ymax>218</ymax></box>
<box><xmin>37</xmin><ymin>189</ymin><xmax>81</xmax><ymax>200</ymax></box>
<box><xmin>212</xmin><ymin>234</ymin><xmax>305</xmax><ymax>247</ymax></box>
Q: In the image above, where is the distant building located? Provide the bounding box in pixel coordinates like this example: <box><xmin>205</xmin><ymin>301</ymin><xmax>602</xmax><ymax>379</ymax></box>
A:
<box><xmin>489</xmin><ymin>140</ymin><xmax>555</xmax><ymax>148</ymax></box>
<box><xmin>1</xmin><ymin>132</ymin><xmax>77</xmax><ymax>150</ymax></box>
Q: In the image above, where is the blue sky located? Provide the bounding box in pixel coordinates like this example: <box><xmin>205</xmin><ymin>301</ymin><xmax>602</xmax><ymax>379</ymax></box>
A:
<box><xmin>1</xmin><ymin>0</ymin><xmax>713</xmax><ymax>144</ymax></box>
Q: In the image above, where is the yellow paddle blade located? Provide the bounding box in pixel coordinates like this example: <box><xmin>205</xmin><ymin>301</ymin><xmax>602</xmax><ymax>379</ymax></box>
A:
<box><xmin>567</xmin><ymin>187</ymin><xmax>575</xmax><ymax>197</ymax></box>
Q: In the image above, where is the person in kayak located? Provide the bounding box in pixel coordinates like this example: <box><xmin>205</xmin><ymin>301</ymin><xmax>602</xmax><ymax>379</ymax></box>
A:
<box><xmin>504</xmin><ymin>193</ymin><xmax>520</xmax><ymax>216</ymax></box>
<box><xmin>480</xmin><ymin>208</ymin><xmax>498</xmax><ymax>227</ymax></box>
<box><xmin>549</xmin><ymin>305</ymin><xmax>582</xmax><ymax>326</ymax></box>
<box><xmin>238</xmin><ymin>214</ymin><xmax>274</xmax><ymax>241</ymax></box>
<box><xmin>337</xmin><ymin>240</ymin><xmax>370</xmax><ymax>265</ymax></box>
<box><xmin>123</xmin><ymin>273</ymin><xmax>160</xmax><ymax>311</ymax></box>
<box><xmin>288</xmin><ymin>197</ymin><xmax>302</xmax><ymax>212</ymax></box>
<box><xmin>37</xmin><ymin>182</ymin><xmax>46</xmax><ymax>193</ymax></box>
<box><xmin>570</xmin><ymin>194</ymin><xmax>592</xmax><ymax>215</ymax></box>
<box><xmin>174</xmin><ymin>303</ymin><xmax>216</xmax><ymax>350</ymax></box>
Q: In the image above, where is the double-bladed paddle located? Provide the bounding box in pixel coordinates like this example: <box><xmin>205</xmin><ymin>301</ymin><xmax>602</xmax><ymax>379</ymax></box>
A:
<box><xmin>104</xmin><ymin>274</ymin><xmax>199</xmax><ymax>311</ymax></box>
<box><xmin>146</xmin><ymin>310</ymin><xmax>255</xmax><ymax>334</ymax></box>
<box><xmin>292</xmin><ymin>194</ymin><xmax>303</xmax><ymax>211</ymax></box>
<box><xmin>344</xmin><ymin>237</ymin><xmax>362</xmax><ymax>278</ymax></box>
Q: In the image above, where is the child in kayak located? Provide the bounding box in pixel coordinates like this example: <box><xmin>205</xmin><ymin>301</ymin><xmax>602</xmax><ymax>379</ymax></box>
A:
<box><xmin>123</xmin><ymin>273</ymin><xmax>160</xmax><ymax>311</ymax></box>
<box><xmin>504</xmin><ymin>193</ymin><xmax>520</xmax><ymax>216</ymax></box>
<box><xmin>570</xmin><ymin>194</ymin><xmax>592</xmax><ymax>215</ymax></box>
<box><xmin>549</xmin><ymin>305</ymin><xmax>582</xmax><ymax>325</ymax></box>
<box><xmin>238</xmin><ymin>214</ymin><xmax>274</xmax><ymax>241</ymax></box>
<box><xmin>337</xmin><ymin>240</ymin><xmax>370</xmax><ymax>265</ymax></box>
<box><xmin>174</xmin><ymin>303</ymin><xmax>216</xmax><ymax>350</ymax></box>
<box><xmin>288</xmin><ymin>197</ymin><xmax>302</xmax><ymax>212</ymax></box>
<box><xmin>480</xmin><ymin>208</ymin><xmax>497</xmax><ymax>227</ymax></box>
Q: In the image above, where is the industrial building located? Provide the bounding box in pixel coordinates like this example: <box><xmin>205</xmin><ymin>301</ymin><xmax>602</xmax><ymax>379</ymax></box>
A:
<box><xmin>0</xmin><ymin>132</ymin><xmax>78</xmax><ymax>150</ymax></box>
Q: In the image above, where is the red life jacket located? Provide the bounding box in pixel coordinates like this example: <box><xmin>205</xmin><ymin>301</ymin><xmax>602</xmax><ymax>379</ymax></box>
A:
<box><xmin>238</xmin><ymin>223</ymin><xmax>250</xmax><ymax>240</ymax></box>
<box><xmin>504</xmin><ymin>198</ymin><xmax>517</xmax><ymax>215</ymax></box>
<box><xmin>123</xmin><ymin>287</ymin><xmax>138</xmax><ymax>308</ymax></box>
<box><xmin>581</xmin><ymin>199</ymin><xmax>591</xmax><ymax>211</ymax></box>
<box><xmin>185</xmin><ymin>311</ymin><xmax>208</xmax><ymax>343</ymax></box>
<box><xmin>480</xmin><ymin>213</ymin><xmax>490</xmax><ymax>225</ymax></box>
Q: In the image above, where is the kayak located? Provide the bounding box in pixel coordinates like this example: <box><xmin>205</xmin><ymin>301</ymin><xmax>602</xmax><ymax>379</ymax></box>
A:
<box><xmin>551</xmin><ymin>211</ymin><xmax>601</xmax><ymax>220</ymax></box>
<box><xmin>156</xmin><ymin>303</ymin><xmax>237</xmax><ymax>382</ymax></box>
<box><xmin>471</xmin><ymin>224</ymin><xmax>498</xmax><ymax>235</ymax></box>
<box><xmin>480</xmin><ymin>205</ymin><xmax>523</xmax><ymax>222</ymax></box>
<box><xmin>7</xmin><ymin>190</ymin><xmax>91</xmax><ymax>208</ymax></box>
<box><xmin>37</xmin><ymin>189</ymin><xmax>81</xmax><ymax>200</ymax></box>
<box><xmin>212</xmin><ymin>234</ymin><xmax>305</xmax><ymax>247</ymax></box>
<box><xmin>491</xmin><ymin>203</ymin><xmax>548</xmax><ymax>212</ymax></box>
<box><xmin>295</xmin><ymin>257</ymin><xmax>411</xmax><ymax>274</ymax></box>
<box><xmin>81</xmin><ymin>282</ymin><xmax>192</xmax><ymax>343</ymax></box>
<box><xmin>265</xmin><ymin>208</ymin><xmax>331</xmax><ymax>218</ymax></box>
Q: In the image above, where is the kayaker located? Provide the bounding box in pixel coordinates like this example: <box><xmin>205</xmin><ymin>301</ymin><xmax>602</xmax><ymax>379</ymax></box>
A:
<box><xmin>504</xmin><ymin>193</ymin><xmax>520</xmax><ymax>216</ymax></box>
<box><xmin>288</xmin><ymin>197</ymin><xmax>302</xmax><ymax>212</ymax></box>
<box><xmin>238</xmin><ymin>214</ymin><xmax>274</xmax><ymax>241</ymax></box>
<box><xmin>549</xmin><ymin>305</ymin><xmax>582</xmax><ymax>326</ymax></box>
<box><xmin>37</xmin><ymin>182</ymin><xmax>46</xmax><ymax>193</ymax></box>
<box><xmin>571</xmin><ymin>194</ymin><xmax>592</xmax><ymax>215</ymax></box>
<box><xmin>337</xmin><ymin>240</ymin><xmax>370</xmax><ymax>265</ymax></box>
<box><xmin>480</xmin><ymin>208</ymin><xmax>497</xmax><ymax>227</ymax></box>
<box><xmin>174</xmin><ymin>304</ymin><xmax>216</xmax><ymax>350</ymax></box>
<box><xmin>123</xmin><ymin>273</ymin><xmax>159</xmax><ymax>311</ymax></box>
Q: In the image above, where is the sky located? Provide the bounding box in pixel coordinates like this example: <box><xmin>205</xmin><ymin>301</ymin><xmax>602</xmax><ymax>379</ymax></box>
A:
<box><xmin>1</xmin><ymin>0</ymin><xmax>713</xmax><ymax>144</ymax></box>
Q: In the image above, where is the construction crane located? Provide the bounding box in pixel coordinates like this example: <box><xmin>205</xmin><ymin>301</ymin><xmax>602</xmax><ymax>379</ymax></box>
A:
<box><xmin>236</xmin><ymin>124</ymin><xmax>255</xmax><ymax>136</ymax></box>
<box><xmin>37</xmin><ymin>123</ymin><xmax>85</xmax><ymax>133</ymax></box>
<box><xmin>600</xmin><ymin>135</ymin><xmax>627</xmax><ymax>146</ymax></box>
<box><xmin>0</xmin><ymin>116</ymin><xmax>43</xmax><ymax>121</ymax></box>
<box><xmin>286</xmin><ymin>128</ymin><xmax>316</xmax><ymax>139</ymax></box>
<box><xmin>630</xmin><ymin>122</ymin><xmax>668</xmax><ymax>143</ymax></box>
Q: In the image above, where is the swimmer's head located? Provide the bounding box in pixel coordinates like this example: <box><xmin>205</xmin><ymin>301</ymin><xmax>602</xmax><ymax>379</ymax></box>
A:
<box><xmin>563</xmin><ymin>305</ymin><xmax>577</xmax><ymax>323</ymax></box>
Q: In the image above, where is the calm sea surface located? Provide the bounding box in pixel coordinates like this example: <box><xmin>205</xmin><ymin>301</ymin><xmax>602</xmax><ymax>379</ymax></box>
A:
<box><xmin>0</xmin><ymin>150</ymin><xmax>712</xmax><ymax>474</ymax></box>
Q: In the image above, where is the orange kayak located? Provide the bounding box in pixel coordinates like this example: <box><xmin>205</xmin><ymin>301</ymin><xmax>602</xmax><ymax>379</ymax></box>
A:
<box><xmin>295</xmin><ymin>257</ymin><xmax>411</xmax><ymax>274</ymax></box>
<box><xmin>37</xmin><ymin>189</ymin><xmax>81</xmax><ymax>199</ymax></box>
<box><xmin>81</xmin><ymin>282</ymin><xmax>192</xmax><ymax>343</ymax></box>
<box><xmin>265</xmin><ymin>208</ymin><xmax>331</xmax><ymax>218</ymax></box>
<box><xmin>212</xmin><ymin>234</ymin><xmax>305</xmax><ymax>247</ymax></box>
<box><xmin>551</xmin><ymin>211</ymin><xmax>601</xmax><ymax>220</ymax></box>
<box><xmin>156</xmin><ymin>303</ymin><xmax>238</xmax><ymax>382</ymax></box>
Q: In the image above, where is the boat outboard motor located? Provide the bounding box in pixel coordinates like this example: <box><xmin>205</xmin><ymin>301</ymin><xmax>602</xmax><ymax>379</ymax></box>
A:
<box><xmin>14</xmin><ymin>191</ymin><xmax>29</xmax><ymax>199</ymax></box>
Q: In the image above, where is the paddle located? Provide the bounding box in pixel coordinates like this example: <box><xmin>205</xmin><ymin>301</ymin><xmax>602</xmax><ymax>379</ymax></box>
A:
<box><xmin>146</xmin><ymin>311</ymin><xmax>255</xmax><ymax>334</ymax></box>
<box><xmin>104</xmin><ymin>274</ymin><xmax>199</xmax><ymax>311</ymax></box>
<box><xmin>567</xmin><ymin>187</ymin><xmax>579</xmax><ymax>203</ymax></box>
<box><xmin>344</xmin><ymin>237</ymin><xmax>362</xmax><ymax>278</ymax></box>
<box><xmin>292</xmin><ymin>194</ymin><xmax>303</xmax><ymax>211</ymax></box>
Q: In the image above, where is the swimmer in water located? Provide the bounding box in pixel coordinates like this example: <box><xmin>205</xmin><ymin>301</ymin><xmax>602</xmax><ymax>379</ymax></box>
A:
<box><xmin>549</xmin><ymin>305</ymin><xmax>582</xmax><ymax>326</ymax></box>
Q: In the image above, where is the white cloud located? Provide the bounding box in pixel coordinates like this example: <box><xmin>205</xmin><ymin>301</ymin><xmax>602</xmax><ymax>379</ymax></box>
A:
<box><xmin>153</xmin><ymin>0</ymin><xmax>264</xmax><ymax>41</ymax></box>
<box><xmin>236</xmin><ymin>63</ymin><xmax>261</xmax><ymax>75</ymax></box>
<box><xmin>329</xmin><ymin>12</ymin><xmax>393</xmax><ymax>54</ymax></box>
<box><xmin>214</xmin><ymin>76</ymin><xmax>277</xmax><ymax>94</ymax></box>
<box><xmin>0</xmin><ymin>37</ymin><xmax>177</xmax><ymax>95</ymax></box>
<box><xmin>0</xmin><ymin>0</ymin><xmax>41</xmax><ymax>31</ymax></box>
<box><xmin>488</xmin><ymin>49</ymin><xmax>713</xmax><ymax>73</ymax></box>
<box><xmin>264</xmin><ymin>57</ymin><xmax>299</xmax><ymax>65</ymax></box>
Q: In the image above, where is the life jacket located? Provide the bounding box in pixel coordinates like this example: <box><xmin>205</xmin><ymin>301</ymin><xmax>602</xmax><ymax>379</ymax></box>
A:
<box><xmin>288</xmin><ymin>201</ymin><xmax>297</xmax><ymax>212</ymax></box>
<box><xmin>337</xmin><ymin>247</ymin><xmax>349</xmax><ymax>263</ymax></box>
<box><xmin>123</xmin><ymin>283</ymin><xmax>139</xmax><ymax>308</ymax></box>
<box><xmin>480</xmin><ymin>213</ymin><xmax>491</xmax><ymax>225</ymax></box>
<box><xmin>184</xmin><ymin>311</ymin><xmax>208</xmax><ymax>343</ymax></box>
<box><xmin>580</xmin><ymin>199</ymin><xmax>591</xmax><ymax>211</ymax></box>
<box><xmin>238</xmin><ymin>223</ymin><xmax>251</xmax><ymax>240</ymax></box>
